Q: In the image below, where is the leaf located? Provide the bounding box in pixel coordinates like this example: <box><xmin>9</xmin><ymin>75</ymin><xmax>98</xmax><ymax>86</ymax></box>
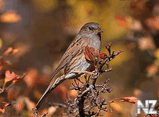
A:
<box><xmin>146</xmin><ymin>16</ymin><xmax>159</xmax><ymax>30</ymax></box>
<box><xmin>114</xmin><ymin>96</ymin><xmax>138</xmax><ymax>104</ymax></box>
<box><xmin>146</xmin><ymin>65</ymin><xmax>158</xmax><ymax>77</ymax></box>
<box><xmin>138</xmin><ymin>37</ymin><xmax>156</xmax><ymax>51</ymax></box>
<box><xmin>4</xmin><ymin>70</ymin><xmax>16</xmax><ymax>83</ymax></box>
<box><xmin>12</xmin><ymin>49</ymin><xmax>19</xmax><ymax>55</ymax></box>
<box><xmin>3</xmin><ymin>47</ymin><xmax>13</xmax><ymax>56</ymax></box>
<box><xmin>0</xmin><ymin>10</ymin><xmax>21</xmax><ymax>23</ymax></box>
<box><xmin>69</xmin><ymin>90</ymin><xmax>78</xmax><ymax>98</ymax></box>
<box><xmin>84</xmin><ymin>45</ymin><xmax>99</xmax><ymax>64</ymax></box>
<box><xmin>2</xmin><ymin>72</ymin><xmax>25</xmax><ymax>94</ymax></box>
<box><xmin>0</xmin><ymin>102</ymin><xmax>11</xmax><ymax>113</ymax></box>
<box><xmin>110</xmin><ymin>102</ymin><xmax>122</xmax><ymax>112</ymax></box>
<box><xmin>115</xmin><ymin>14</ymin><xmax>128</xmax><ymax>28</ymax></box>
<box><xmin>24</xmin><ymin>69</ymin><xmax>38</xmax><ymax>87</ymax></box>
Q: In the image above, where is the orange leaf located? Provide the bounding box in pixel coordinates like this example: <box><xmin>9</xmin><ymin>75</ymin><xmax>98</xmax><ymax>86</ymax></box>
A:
<box><xmin>0</xmin><ymin>102</ymin><xmax>11</xmax><ymax>113</ymax></box>
<box><xmin>110</xmin><ymin>103</ymin><xmax>122</xmax><ymax>112</ymax></box>
<box><xmin>3</xmin><ymin>47</ymin><xmax>13</xmax><ymax>56</ymax></box>
<box><xmin>115</xmin><ymin>14</ymin><xmax>128</xmax><ymax>28</ymax></box>
<box><xmin>0</xmin><ymin>10</ymin><xmax>21</xmax><ymax>23</ymax></box>
<box><xmin>69</xmin><ymin>90</ymin><xmax>78</xmax><ymax>98</ymax></box>
<box><xmin>84</xmin><ymin>46</ymin><xmax>99</xmax><ymax>64</ymax></box>
<box><xmin>12</xmin><ymin>49</ymin><xmax>19</xmax><ymax>55</ymax></box>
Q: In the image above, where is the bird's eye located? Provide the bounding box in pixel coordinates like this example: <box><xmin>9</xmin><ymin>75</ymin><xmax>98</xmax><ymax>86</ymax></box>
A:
<box><xmin>89</xmin><ymin>27</ymin><xmax>94</xmax><ymax>30</ymax></box>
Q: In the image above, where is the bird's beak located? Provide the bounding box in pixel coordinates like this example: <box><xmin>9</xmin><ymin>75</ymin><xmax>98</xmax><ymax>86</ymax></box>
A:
<box><xmin>96</xmin><ymin>29</ymin><xmax>103</xmax><ymax>33</ymax></box>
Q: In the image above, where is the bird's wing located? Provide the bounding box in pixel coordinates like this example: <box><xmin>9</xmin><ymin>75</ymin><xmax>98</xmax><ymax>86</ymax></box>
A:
<box><xmin>35</xmin><ymin>36</ymin><xmax>89</xmax><ymax>110</ymax></box>
<box><xmin>50</xmin><ymin>35</ymin><xmax>88</xmax><ymax>79</ymax></box>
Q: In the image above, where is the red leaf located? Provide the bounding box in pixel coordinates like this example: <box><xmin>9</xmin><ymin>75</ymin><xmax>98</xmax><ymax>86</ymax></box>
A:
<box><xmin>115</xmin><ymin>96</ymin><xmax>138</xmax><ymax>104</ymax></box>
<box><xmin>5</xmin><ymin>70</ymin><xmax>16</xmax><ymax>83</ymax></box>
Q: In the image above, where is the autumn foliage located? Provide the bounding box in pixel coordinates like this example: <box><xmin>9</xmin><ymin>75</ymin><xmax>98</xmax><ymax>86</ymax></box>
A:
<box><xmin>0</xmin><ymin>0</ymin><xmax>159</xmax><ymax>117</ymax></box>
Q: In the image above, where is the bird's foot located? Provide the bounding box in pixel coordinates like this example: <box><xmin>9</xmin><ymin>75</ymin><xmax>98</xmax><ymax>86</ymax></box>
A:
<box><xmin>32</xmin><ymin>107</ymin><xmax>38</xmax><ymax>117</ymax></box>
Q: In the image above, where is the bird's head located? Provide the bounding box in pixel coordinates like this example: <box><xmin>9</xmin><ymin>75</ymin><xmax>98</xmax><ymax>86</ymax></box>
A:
<box><xmin>79</xmin><ymin>22</ymin><xmax>103</xmax><ymax>37</ymax></box>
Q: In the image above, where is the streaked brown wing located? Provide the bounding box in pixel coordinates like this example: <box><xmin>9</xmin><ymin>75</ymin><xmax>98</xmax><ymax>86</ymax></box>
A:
<box><xmin>50</xmin><ymin>36</ymin><xmax>89</xmax><ymax>79</ymax></box>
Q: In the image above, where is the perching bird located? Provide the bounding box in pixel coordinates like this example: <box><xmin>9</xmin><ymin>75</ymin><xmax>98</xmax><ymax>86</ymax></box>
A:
<box><xmin>35</xmin><ymin>22</ymin><xmax>102</xmax><ymax>110</ymax></box>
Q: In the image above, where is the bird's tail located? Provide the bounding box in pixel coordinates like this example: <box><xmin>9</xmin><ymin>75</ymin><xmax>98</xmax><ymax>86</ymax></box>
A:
<box><xmin>35</xmin><ymin>82</ymin><xmax>53</xmax><ymax>110</ymax></box>
<box><xmin>35</xmin><ymin>75</ymin><xmax>65</xmax><ymax>110</ymax></box>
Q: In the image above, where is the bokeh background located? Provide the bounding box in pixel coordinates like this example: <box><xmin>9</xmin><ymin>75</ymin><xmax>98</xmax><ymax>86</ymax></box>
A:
<box><xmin>0</xmin><ymin>0</ymin><xmax>158</xmax><ymax>116</ymax></box>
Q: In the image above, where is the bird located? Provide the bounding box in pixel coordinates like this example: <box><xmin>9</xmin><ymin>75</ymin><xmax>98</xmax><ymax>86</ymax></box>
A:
<box><xmin>35</xmin><ymin>22</ymin><xmax>103</xmax><ymax>110</ymax></box>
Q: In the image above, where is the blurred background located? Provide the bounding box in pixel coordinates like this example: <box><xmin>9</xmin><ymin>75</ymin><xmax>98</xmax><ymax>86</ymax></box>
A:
<box><xmin>0</xmin><ymin>0</ymin><xmax>158</xmax><ymax>116</ymax></box>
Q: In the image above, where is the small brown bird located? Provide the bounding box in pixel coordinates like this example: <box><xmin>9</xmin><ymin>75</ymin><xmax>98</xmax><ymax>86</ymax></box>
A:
<box><xmin>35</xmin><ymin>22</ymin><xmax>102</xmax><ymax>110</ymax></box>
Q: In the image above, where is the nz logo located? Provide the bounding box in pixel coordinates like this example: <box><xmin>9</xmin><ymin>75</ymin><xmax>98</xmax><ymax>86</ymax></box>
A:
<box><xmin>137</xmin><ymin>100</ymin><xmax>157</xmax><ymax>114</ymax></box>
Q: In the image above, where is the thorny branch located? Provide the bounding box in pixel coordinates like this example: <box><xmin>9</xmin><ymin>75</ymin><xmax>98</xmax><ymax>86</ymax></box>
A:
<box><xmin>48</xmin><ymin>43</ymin><xmax>123</xmax><ymax>117</ymax></box>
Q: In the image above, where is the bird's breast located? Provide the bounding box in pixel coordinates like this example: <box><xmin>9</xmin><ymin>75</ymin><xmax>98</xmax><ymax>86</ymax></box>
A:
<box><xmin>89</xmin><ymin>36</ymin><xmax>101</xmax><ymax>51</ymax></box>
